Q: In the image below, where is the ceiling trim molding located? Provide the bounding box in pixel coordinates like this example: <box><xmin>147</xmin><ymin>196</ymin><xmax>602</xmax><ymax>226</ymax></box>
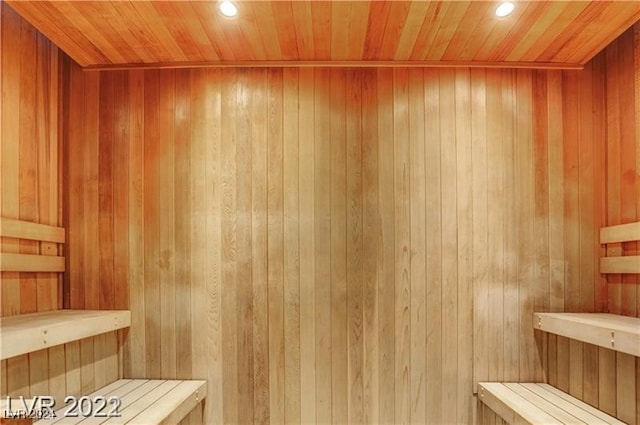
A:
<box><xmin>82</xmin><ymin>60</ymin><xmax>584</xmax><ymax>72</ymax></box>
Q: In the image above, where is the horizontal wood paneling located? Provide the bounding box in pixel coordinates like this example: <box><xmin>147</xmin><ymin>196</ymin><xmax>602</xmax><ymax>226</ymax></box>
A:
<box><xmin>0</xmin><ymin>4</ymin><xmax>121</xmax><ymax>405</ymax></box>
<box><xmin>64</xmin><ymin>62</ymin><xmax>609</xmax><ymax>424</ymax></box>
<box><xmin>7</xmin><ymin>1</ymin><xmax>640</xmax><ymax>68</ymax></box>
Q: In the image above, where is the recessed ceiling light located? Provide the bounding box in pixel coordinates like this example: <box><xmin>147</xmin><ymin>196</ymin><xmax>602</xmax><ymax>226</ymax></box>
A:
<box><xmin>495</xmin><ymin>2</ymin><xmax>515</xmax><ymax>17</ymax></box>
<box><xmin>219</xmin><ymin>1</ymin><xmax>238</xmax><ymax>17</ymax></box>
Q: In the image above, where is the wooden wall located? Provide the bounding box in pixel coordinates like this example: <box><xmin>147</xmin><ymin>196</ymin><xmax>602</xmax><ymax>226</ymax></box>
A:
<box><xmin>63</xmin><ymin>57</ymin><xmax>612</xmax><ymax>423</ymax></box>
<box><xmin>0</xmin><ymin>3</ymin><xmax>121</xmax><ymax>407</ymax></box>
<box><xmin>0</xmin><ymin>3</ymin><xmax>61</xmax><ymax>318</ymax></box>
<box><xmin>545</xmin><ymin>23</ymin><xmax>640</xmax><ymax>425</ymax></box>
<box><xmin>2</xmin><ymin>1</ymin><xmax>637</xmax><ymax>423</ymax></box>
<box><xmin>605</xmin><ymin>23</ymin><xmax>640</xmax><ymax>425</ymax></box>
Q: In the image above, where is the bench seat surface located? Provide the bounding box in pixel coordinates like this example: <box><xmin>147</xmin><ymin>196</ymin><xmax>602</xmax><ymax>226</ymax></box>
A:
<box><xmin>1</xmin><ymin>310</ymin><xmax>131</xmax><ymax>360</ymax></box>
<box><xmin>34</xmin><ymin>379</ymin><xmax>206</xmax><ymax>425</ymax></box>
<box><xmin>479</xmin><ymin>382</ymin><xmax>625</xmax><ymax>425</ymax></box>
<box><xmin>533</xmin><ymin>312</ymin><xmax>640</xmax><ymax>357</ymax></box>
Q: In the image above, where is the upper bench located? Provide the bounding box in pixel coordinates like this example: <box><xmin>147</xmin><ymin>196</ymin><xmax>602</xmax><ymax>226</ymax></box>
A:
<box><xmin>1</xmin><ymin>309</ymin><xmax>131</xmax><ymax>360</ymax></box>
<box><xmin>0</xmin><ymin>218</ymin><xmax>131</xmax><ymax>360</ymax></box>
<box><xmin>533</xmin><ymin>312</ymin><xmax>640</xmax><ymax>357</ymax></box>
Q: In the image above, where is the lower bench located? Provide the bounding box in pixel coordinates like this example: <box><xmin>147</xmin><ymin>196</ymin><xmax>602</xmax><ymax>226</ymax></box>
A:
<box><xmin>35</xmin><ymin>379</ymin><xmax>206</xmax><ymax>425</ymax></box>
<box><xmin>478</xmin><ymin>383</ymin><xmax>625</xmax><ymax>425</ymax></box>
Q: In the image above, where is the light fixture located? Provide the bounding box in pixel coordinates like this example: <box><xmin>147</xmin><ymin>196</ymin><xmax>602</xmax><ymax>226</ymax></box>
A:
<box><xmin>219</xmin><ymin>1</ymin><xmax>238</xmax><ymax>17</ymax></box>
<box><xmin>495</xmin><ymin>2</ymin><xmax>515</xmax><ymax>17</ymax></box>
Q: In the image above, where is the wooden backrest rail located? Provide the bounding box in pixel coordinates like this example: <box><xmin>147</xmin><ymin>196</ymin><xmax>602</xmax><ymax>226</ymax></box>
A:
<box><xmin>0</xmin><ymin>217</ymin><xmax>65</xmax><ymax>273</ymax></box>
<box><xmin>599</xmin><ymin>221</ymin><xmax>640</xmax><ymax>274</ymax></box>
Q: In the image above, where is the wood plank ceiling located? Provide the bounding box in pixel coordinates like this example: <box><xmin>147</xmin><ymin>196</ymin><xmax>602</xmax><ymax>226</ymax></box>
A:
<box><xmin>6</xmin><ymin>1</ymin><xmax>640</xmax><ymax>69</ymax></box>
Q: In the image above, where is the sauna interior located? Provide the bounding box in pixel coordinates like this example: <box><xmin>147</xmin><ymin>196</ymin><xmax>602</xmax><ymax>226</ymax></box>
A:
<box><xmin>1</xmin><ymin>1</ymin><xmax>640</xmax><ymax>424</ymax></box>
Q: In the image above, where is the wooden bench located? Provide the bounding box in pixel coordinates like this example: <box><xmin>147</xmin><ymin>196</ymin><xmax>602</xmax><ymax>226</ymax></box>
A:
<box><xmin>1</xmin><ymin>310</ymin><xmax>131</xmax><ymax>360</ymax></box>
<box><xmin>1</xmin><ymin>219</ymin><xmax>206</xmax><ymax>424</ymax></box>
<box><xmin>478</xmin><ymin>383</ymin><xmax>625</xmax><ymax>425</ymax></box>
<box><xmin>533</xmin><ymin>312</ymin><xmax>640</xmax><ymax>357</ymax></box>
<box><xmin>1</xmin><ymin>218</ymin><xmax>132</xmax><ymax>361</ymax></box>
<box><xmin>34</xmin><ymin>379</ymin><xmax>206</xmax><ymax>425</ymax></box>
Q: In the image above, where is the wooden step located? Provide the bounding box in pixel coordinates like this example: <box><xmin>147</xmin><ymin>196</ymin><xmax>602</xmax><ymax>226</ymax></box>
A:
<box><xmin>479</xmin><ymin>382</ymin><xmax>625</xmax><ymax>425</ymax></box>
<box><xmin>1</xmin><ymin>310</ymin><xmax>131</xmax><ymax>360</ymax></box>
<box><xmin>33</xmin><ymin>379</ymin><xmax>206</xmax><ymax>425</ymax></box>
<box><xmin>533</xmin><ymin>312</ymin><xmax>640</xmax><ymax>357</ymax></box>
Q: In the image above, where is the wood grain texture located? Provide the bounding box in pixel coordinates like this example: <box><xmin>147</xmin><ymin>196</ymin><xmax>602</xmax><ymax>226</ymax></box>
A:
<box><xmin>1</xmin><ymin>1</ymin><xmax>55</xmax><ymax>402</ymax></box>
<box><xmin>604</xmin><ymin>22</ymin><xmax>640</xmax><ymax>425</ymax></box>
<box><xmin>2</xmin><ymin>1</ymin><xmax>634</xmax><ymax>420</ymax></box>
<box><xmin>61</xmin><ymin>59</ymin><xmax>623</xmax><ymax>423</ymax></box>
<box><xmin>6</xmin><ymin>1</ymin><xmax>640</xmax><ymax>69</ymax></box>
<box><xmin>1</xmin><ymin>2</ymin><xmax>61</xmax><ymax>316</ymax></box>
<box><xmin>544</xmin><ymin>23</ymin><xmax>640</xmax><ymax>425</ymax></box>
<box><xmin>0</xmin><ymin>5</ymin><xmax>125</xmax><ymax>405</ymax></box>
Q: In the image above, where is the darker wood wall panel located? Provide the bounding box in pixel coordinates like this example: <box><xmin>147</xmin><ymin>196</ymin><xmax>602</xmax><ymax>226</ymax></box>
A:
<box><xmin>64</xmin><ymin>62</ymin><xmax>612</xmax><ymax>424</ymax></box>
<box><xmin>0</xmin><ymin>3</ymin><xmax>121</xmax><ymax>404</ymax></box>
<box><xmin>606</xmin><ymin>23</ymin><xmax>640</xmax><ymax>425</ymax></box>
<box><xmin>1</xmin><ymin>2</ymin><xmax>61</xmax><ymax>317</ymax></box>
<box><xmin>546</xmin><ymin>23</ymin><xmax>640</xmax><ymax>425</ymax></box>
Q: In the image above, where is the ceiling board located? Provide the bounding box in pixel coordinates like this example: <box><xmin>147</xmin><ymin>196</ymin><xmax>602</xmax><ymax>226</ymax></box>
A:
<box><xmin>6</xmin><ymin>1</ymin><xmax>640</xmax><ymax>69</ymax></box>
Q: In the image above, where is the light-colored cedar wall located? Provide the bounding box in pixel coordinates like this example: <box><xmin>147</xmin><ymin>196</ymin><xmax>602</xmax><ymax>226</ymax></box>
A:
<box><xmin>0</xmin><ymin>3</ymin><xmax>121</xmax><ymax>406</ymax></box>
<box><xmin>62</xmin><ymin>62</ymin><xmax>612</xmax><ymax>424</ymax></box>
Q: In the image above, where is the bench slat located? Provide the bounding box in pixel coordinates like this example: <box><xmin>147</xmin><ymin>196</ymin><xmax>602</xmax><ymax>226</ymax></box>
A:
<box><xmin>43</xmin><ymin>380</ymin><xmax>150</xmax><ymax>425</ymax></box>
<box><xmin>0</xmin><ymin>253</ymin><xmax>65</xmax><ymax>272</ymax></box>
<box><xmin>504</xmin><ymin>384</ymin><xmax>585</xmax><ymax>424</ymax></box>
<box><xmin>0</xmin><ymin>218</ymin><xmax>65</xmax><ymax>243</ymax></box>
<box><xmin>600</xmin><ymin>222</ymin><xmax>640</xmax><ymax>244</ymax></box>
<box><xmin>522</xmin><ymin>383</ymin><xmax>622</xmax><ymax>424</ymax></box>
<box><xmin>129</xmin><ymin>381</ymin><xmax>207</xmax><ymax>425</ymax></box>
<box><xmin>600</xmin><ymin>256</ymin><xmax>640</xmax><ymax>274</ymax></box>
<box><xmin>102</xmin><ymin>381</ymin><xmax>182</xmax><ymax>424</ymax></box>
<box><xmin>479</xmin><ymin>383</ymin><xmax>560</xmax><ymax>425</ymax></box>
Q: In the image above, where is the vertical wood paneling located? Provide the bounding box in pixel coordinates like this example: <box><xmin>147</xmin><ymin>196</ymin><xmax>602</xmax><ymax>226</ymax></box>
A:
<box><xmin>62</xmin><ymin>65</ymin><xmax>607</xmax><ymax>424</ymax></box>
<box><xmin>393</xmin><ymin>68</ymin><xmax>410</xmax><ymax>425</ymax></box>
<box><xmin>298</xmin><ymin>67</ymin><xmax>316</xmax><ymax>425</ymax></box>
<box><xmin>604</xmin><ymin>23</ymin><xmax>640</xmax><ymax>425</ymax></box>
<box><xmin>408</xmin><ymin>68</ymin><xmax>425</xmax><ymax>425</ymax></box>
<box><xmin>329</xmin><ymin>69</ymin><xmax>348</xmax><ymax>425</ymax></box>
<box><xmin>423</xmin><ymin>68</ymin><xmax>441</xmax><ymax>425</ymax></box>
<box><xmin>1</xmin><ymin>4</ymin><xmax>115</xmax><ymax>405</ymax></box>
<box><xmin>4</xmin><ymin>3</ymin><xmax>638</xmax><ymax>423</ymax></box>
<box><xmin>313</xmin><ymin>68</ymin><xmax>332</xmax><ymax>425</ymax></box>
<box><xmin>376</xmin><ymin>68</ymin><xmax>396</xmax><ymax>425</ymax></box>
<box><xmin>547</xmin><ymin>23</ymin><xmax>640</xmax><ymax>425</ymax></box>
<box><xmin>361</xmin><ymin>68</ymin><xmax>379</xmax><ymax>425</ymax></box>
<box><xmin>267</xmin><ymin>68</ymin><xmax>285</xmax><ymax>425</ymax></box>
<box><xmin>59</xmin><ymin>26</ymin><xmax>639</xmax><ymax>425</ymax></box>
<box><xmin>1</xmin><ymin>3</ymin><xmax>61</xmax><ymax>315</ymax></box>
<box><xmin>283</xmin><ymin>68</ymin><xmax>300</xmax><ymax>425</ymax></box>
<box><xmin>455</xmin><ymin>67</ymin><xmax>474</xmax><ymax>422</ymax></box>
<box><xmin>346</xmin><ymin>68</ymin><xmax>363</xmax><ymax>425</ymax></box>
